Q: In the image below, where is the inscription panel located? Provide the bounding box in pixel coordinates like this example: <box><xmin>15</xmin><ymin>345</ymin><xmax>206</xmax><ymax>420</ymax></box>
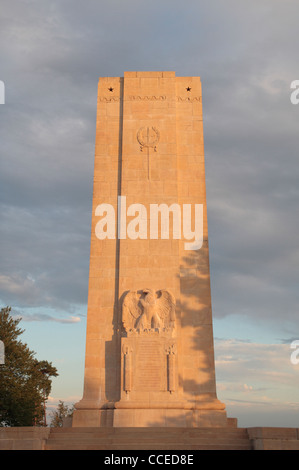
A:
<box><xmin>135</xmin><ymin>339</ymin><xmax>164</xmax><ymax>391</ymax></box>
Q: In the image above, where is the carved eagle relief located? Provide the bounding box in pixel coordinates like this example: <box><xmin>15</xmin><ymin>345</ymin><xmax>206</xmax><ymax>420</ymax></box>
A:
<box><xmin>122</xmin><ymin>289</ymin><xmax>176</xmax><ymax>332</ymax></box>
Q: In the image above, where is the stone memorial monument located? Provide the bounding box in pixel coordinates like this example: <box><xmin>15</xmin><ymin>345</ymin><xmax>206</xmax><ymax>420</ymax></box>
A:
<box><xmin>0</xmin><ymin>71</ymin><xmax>296</xmax><ymax>450</ymax></box>
<box><xmin>73</xmin><ymin>71</ymin><xmax>227</xmax><ymax>427</ymax></box>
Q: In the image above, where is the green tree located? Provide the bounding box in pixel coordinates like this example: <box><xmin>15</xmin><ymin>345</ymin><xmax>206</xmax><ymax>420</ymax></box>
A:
<box><xmin>0</xmin><ymin>306</ymin><xmax>58</xmax><ymax>426</ymax></box>
<box><xmin>50</xmin><ymin>400</ymin><xmax>74</xmax><ymax>427</ymax></box>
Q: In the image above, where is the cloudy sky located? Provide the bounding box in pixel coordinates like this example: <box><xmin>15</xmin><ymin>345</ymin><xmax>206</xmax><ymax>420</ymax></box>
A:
<box><xmin>0</xmin><ymin>0</ymin><xmax>299</xmax><ymax>427</ymax></box>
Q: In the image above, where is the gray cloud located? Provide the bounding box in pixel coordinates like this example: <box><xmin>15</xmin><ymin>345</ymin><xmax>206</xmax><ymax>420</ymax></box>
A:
<box><xmin>0</xmin><ymin>0</ymin><xmax>299</xmax><ymax>337</ymax></box>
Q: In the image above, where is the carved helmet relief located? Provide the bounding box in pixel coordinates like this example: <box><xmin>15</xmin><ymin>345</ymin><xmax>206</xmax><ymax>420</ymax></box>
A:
<box><xmin>136</xmin><ymin>126</ymin><xmax>160</xmax><ymax>180</ymax></box>
<box><xmin>122</xmin><ymin>289</ymin><xmax>176</xmax><ymax>332</ymax></box>
<box><xmin>137</xmin><ymin>126</ymin><xmax>160</xmax><ymax>152</ymax></box>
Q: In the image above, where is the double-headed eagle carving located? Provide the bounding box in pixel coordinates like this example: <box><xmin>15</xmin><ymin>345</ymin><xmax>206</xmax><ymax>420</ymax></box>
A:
<box><xmin>122</xmin><ymin>289</ymin><xmax>176</xmax><ymax>332</ymax></box>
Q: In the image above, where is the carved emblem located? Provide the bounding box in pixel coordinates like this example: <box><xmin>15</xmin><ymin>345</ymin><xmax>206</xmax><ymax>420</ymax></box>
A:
<box><xmin>137</xmin><ymin>126</ymin><xmax>160</xmax><ymax>152</ymax></box>
<box><xmin>176</xmin><ymin>96</ymin><xmax>201</xmax><ymax>102</ymax></box>
<box><xmin>129</xmin><ymin>95</ymin><xmax>166</xmax><ymax>101</ymax></box>
<box><xmin>98</xmin><ymin>96</ymin><xmax>121</xmax><ymax>102</ymax></box>
<box><xmin>165</xmin><ymin>343</ymin><xmax>177</xmax><ymax>355</ymax></box>
<box><xmin>122</xmin><ymin>289</ymin><xmax>176</xmax><ymax>332</ymax></box>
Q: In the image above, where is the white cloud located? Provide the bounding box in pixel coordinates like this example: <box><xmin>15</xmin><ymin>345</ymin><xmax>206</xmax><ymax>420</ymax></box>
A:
<box><xmin>215</xmin><ymin>339</ymin><xmax>299</xmax><ymax>413</ymax></box>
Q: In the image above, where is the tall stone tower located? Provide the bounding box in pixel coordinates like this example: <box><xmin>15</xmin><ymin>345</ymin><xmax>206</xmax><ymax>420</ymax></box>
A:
<box><xmin>73</xmin><ymin>71</ymin><xmax>227</xmax><ymax>427</ymax></box>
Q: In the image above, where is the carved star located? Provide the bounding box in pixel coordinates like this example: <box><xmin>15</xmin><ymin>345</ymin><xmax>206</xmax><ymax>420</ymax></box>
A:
<box><xmin>186</xmin><ymin>87</ymin><xmax>191</xmax><ymax>92</ymax></box>
<box><xmin>108</xmin><ymin>87</ymin><xmax>114</xmax><ymax>92</ymax></box>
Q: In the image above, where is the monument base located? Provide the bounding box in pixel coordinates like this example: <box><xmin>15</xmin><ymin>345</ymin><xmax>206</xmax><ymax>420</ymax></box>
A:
<box><xmin>3</xmin><ymin>426</ymin><xmax>299</xmax><ymax>450</ymax></box>
<box><xmin>113</xmin><ymin>408</ymin><xmax>228</xmax><ymax>428</ymax></box>
<box><xmin>72</xmin><ymin>402</ymin><xmax>228</xmax><ymax>428</ymax></box>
